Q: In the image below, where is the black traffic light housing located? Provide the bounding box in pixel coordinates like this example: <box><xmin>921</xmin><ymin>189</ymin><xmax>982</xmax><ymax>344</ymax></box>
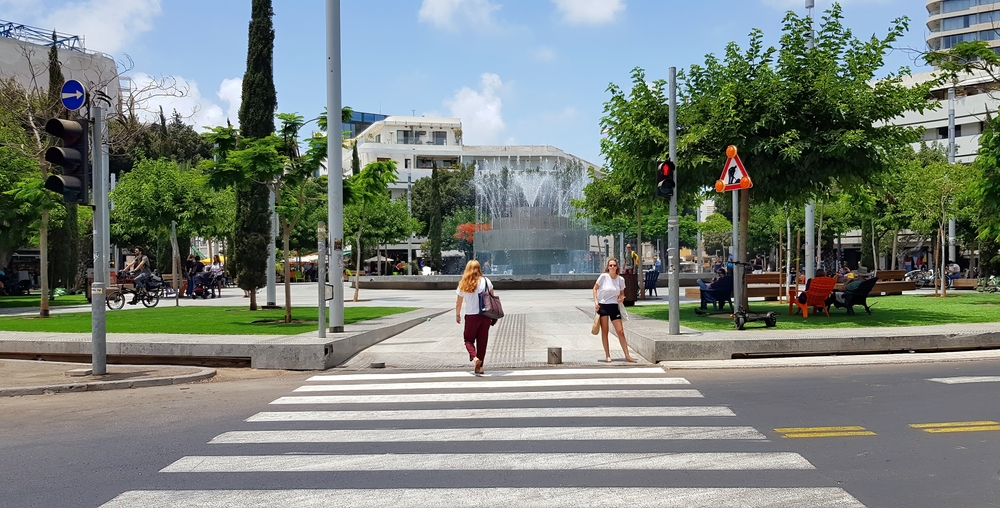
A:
<box><xmin>43</xmin><ymin>118</ymin><xmax>90</xmax><ymax>204</ymax></box>
<box><xmin>656</xmin><ymin>160</ymin><xmax>675</xmax><ymax>199</ymax></box>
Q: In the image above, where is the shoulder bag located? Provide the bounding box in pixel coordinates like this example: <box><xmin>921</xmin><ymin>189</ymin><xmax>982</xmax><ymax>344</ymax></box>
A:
<box><xmin>479</xmin><ymin>278</ymin><xmax>504</xmax><ymax>320</ymax></box>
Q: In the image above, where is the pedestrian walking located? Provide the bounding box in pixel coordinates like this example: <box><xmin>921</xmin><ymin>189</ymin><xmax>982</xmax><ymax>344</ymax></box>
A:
<box><xmin>455</xmin><ymin>260</ymin><xmax>495</xmax><ymax>375</ymax></box>
<box><xmin>593</xmin><ymin>257</ymin><xmax>638</xmax><ymax>364</ymax></box>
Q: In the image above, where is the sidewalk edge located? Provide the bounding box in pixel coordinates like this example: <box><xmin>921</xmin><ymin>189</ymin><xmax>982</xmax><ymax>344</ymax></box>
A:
<box><xmin>0</xmin><ymin>366</ymin><xmax>217</xmax><ymax>397</ymax></box>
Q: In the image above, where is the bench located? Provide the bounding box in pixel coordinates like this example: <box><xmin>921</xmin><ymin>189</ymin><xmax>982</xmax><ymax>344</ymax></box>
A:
<box><xmin>685</xmin><ymin>272</ymin><xmax>790</xmax><ymax>301</ymax></box>
<box><xmin>869</xmin><ymin>270</ymin><xmax>914</xmax><ymax>295</ymax></box>
<box><xmin>951</xmin><ymin>278</ymin><xmax>978</xmax><ymax>290</ymax></box>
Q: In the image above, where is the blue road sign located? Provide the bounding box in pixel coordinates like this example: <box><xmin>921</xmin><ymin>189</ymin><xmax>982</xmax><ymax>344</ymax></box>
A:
<box><xmin>60</xmin><ymin>80</ymin><xmax>86</xmax><ymax>111</ymax></box>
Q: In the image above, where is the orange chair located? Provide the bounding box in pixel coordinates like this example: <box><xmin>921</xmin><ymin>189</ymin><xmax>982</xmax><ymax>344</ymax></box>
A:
<box><xmin>789</xmin><ymin>277</ymin><xmax>837</xmax><ymax>318</ymax></box>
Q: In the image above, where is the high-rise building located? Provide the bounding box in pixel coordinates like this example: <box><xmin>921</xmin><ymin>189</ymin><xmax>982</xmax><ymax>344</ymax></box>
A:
<box><xmin>926</xmin><ymin>0</ymin><xmax>1000</xmax><ymax>54</ymax></box>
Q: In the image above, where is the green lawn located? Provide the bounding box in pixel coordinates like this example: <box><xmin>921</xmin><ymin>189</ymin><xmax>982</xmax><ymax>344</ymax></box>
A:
<box><xmin>0</xmin><ymin>294</ymin><xmax>90</xmax><ymax>309</ymax></box>
<box><xmin>0</xmin><ymin>306</ymin><xmax>415</xmax><ymax>335</ymax></box>
<box><xmin>630</xmin><ymin>293</ymin><xmax>1000</xmax><ymax>331</ymax></box>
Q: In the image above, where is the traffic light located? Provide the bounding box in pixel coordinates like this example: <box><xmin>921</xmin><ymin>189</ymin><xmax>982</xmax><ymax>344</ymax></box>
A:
<box><xmin>43</xmin><ymin>118</ymin><xmax>90</xmax><ymax>204</ymax></box>
<box><xmin>656</xmin><ymin>160</ymin><xmax>675</xmax><ymax>199</ymax></box>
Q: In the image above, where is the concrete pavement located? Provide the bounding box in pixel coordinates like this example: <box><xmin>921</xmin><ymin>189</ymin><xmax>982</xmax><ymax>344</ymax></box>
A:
<box><xmin>0</xmin><ymin>358</ymin><xmax>215</xmax><ymax>396</ymax></box>
<box><xmin>2</xmin><ymin>282</ymin><xmax>1000</xmax><ymax>377</ymax></box>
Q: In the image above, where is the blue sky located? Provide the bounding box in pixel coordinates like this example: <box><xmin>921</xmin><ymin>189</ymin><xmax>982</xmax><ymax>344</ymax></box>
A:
<box><xmin>2</xmin><ymin>0</ymin><xmax>929</xmax><ymax>165</ymax></box>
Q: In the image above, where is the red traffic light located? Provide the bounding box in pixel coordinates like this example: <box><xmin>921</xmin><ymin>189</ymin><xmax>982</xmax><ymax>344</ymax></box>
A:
<box><xmin>659</xmin><ymin>160</ymin><xmax>675</xmax><ymax>176</ymax></box>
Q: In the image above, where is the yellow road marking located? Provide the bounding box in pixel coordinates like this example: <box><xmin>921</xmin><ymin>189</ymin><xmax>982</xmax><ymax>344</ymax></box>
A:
<box><xmin>923</xmin><ymin>425</ymin><xmax>1000</xmax><ymax>434</ymax></box>
<box><xmin>782</xmin><ymin>431</ymin><xmax>877</xmax><ymax>439</ymax></box>
<box><xmin>909</xmin><ymin>421</ymin><xmax>998</xmax><ymax>429</ymax></box>
<box><xmin>774</xmin><ymin>426</ymin><xmax>867</xmax><ymax>433</ymax></box>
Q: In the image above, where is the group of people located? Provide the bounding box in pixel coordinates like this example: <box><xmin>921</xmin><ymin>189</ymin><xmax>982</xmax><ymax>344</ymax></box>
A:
<box><xmin>181</xmin><ymin>254</ymin><xmax>225</xmax><ymax>299</ymax></box>
<box><xmin>454</xmin><ymin>257</ymin><xmax>638</xmax><ymax>375</ymax></box>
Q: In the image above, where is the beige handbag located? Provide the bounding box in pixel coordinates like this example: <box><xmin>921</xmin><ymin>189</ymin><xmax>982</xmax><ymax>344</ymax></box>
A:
<box><xmin>591</xmin><ymin>313</ymin><xmax>601</xmax><ymax>335</ymax></box>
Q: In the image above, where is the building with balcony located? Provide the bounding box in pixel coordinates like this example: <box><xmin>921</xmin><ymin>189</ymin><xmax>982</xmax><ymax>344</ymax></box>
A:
<box><xmin>926</xmin><ymin>0</ymin><xmax>1000</xmax><ymax>53</ymax></box>
<box><xmin>343</xmin><ymin>115</ymin><xmax>599</xmax><ymax>199</ymax></box>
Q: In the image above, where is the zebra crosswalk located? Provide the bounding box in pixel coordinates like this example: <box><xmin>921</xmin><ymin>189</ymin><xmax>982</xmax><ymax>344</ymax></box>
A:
<box><xmin>101</xmin><ymin>367</ymin><xmax>866</xmax><ymax>508</ymax></box>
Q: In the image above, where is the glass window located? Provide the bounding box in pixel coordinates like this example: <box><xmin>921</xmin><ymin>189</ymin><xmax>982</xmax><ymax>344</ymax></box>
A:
<box><xmin>943</xmin><ymin>32</ymin><xmax>979</xmax><ymax>48</ymax></box>
<box><xmin>981</xmin><ymin>29</ymin><xmax>999</xmax><ymax>40</ymax></box>
<box><xmin>982</xmin><ymin>10</ymin><xmax>1000</xmax><ymax>24</ymax></box>
<box><xmin>397</xmin><ymin>130</ymin><xmax>415</xmax><ymax>144</ymax></box>
<box><xmin>943</xmin><ymin>15</ymin><xmax>973</xmax><ymax>31</ymax></box>
<box><xmin>942</xmin><ymin>0</ymin><xmax>974</xmax><ymax>14</ymax></box>
<box><xmin>433</xmin><ymin>131</ymin><xmax>447</xmax><ymax>145</ymax></box>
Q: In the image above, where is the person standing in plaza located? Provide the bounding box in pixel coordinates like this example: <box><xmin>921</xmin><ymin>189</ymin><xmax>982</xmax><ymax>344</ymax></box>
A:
<box><xmin>623</xmin><ymin>244</ymin><xmax>639</xmax><ymax>274</ymax></box>
<box><xmin>455</xmin><ymin>260</ymin><xmax>494</xmax><ymax>374</ymax></box>
<box><xmin>593</xmin><ymin>258</ymin><xmax>638</xmax><ymax>364</ymax></box>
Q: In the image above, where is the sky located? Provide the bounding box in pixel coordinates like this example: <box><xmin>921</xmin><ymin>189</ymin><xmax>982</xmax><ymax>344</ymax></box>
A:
<box><xmin>1</xmin><ymin>0</ymin><xmax>931</xmax><ymax>166</ymax></box>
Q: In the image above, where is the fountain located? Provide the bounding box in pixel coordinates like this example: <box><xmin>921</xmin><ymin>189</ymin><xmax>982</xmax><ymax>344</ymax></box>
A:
<box><xmin>473</xmin><ymin>157</ymin><xmax>595</xmax><ymax>275</ymax></box>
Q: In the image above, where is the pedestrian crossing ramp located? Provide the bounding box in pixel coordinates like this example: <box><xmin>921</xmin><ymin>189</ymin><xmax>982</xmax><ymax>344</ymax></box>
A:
<box><xmin>102</xmin><ymin>366</ymin><xmax>866</xmax><ymax>507</ymax></box>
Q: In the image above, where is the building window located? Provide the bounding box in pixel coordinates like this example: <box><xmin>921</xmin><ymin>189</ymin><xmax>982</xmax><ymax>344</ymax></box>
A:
<box><xmin>938</xmin><ymin>125</ymin><xmax>963</xmax><ymax>139</ymax></box>
<box><xmin>404</xmin><ymin>158</ymin><xmax>411</xmax><ymax>169</ymax></box>
<box><xmin>433</xmin><ymin>131</ymin><xmax>447</xmax><ymax>145</ymax></box>
<box><xmin>377</xmin><ymin>157</ymin><xmax>391</xmax><ymax>162</ymax></box>
<box><xmin>943</xmin><ymin>14</ymin><xmax>975</xmax><ymax>31</ymax></box>
<box><xmin>397</xmin><ymin>130</ymin><xmax>415</xmax><ymax>144</ymax></box>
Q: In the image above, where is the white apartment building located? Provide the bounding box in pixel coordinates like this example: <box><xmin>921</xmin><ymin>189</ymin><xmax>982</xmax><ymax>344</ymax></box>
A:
<box><xmin>342</xmin><ymin>115</ymin><xmax>600</xmax><ymax>198</ymax></box>
<box><xmin>926</xmin><ymin>0</ymin><xmax>1000</xmax><ymax>54</ymax></box>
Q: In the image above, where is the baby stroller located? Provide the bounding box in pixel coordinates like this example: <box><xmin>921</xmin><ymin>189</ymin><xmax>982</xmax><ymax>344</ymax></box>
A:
<box><xmin>191</xmin><ymin>271</ymin><xmax>222</xmax><ymax>299</ymax></box>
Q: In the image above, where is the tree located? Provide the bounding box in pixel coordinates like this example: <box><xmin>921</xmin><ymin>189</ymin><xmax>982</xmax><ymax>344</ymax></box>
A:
<box><xmin>411</xmin><ymin>163</ymin><xmax>474</xmax><ymax>236</ymax></box>
<box><xmin>0</xmin><ymin>109</ymin><xmax>37</xmax><ymax>270</ymax></box>
<box><xmin>234</xmin><ymin>0</ymin><xmax>278</xmax><ymax>311</ymax></box>
<box><xmin>351</xmin><ymin>142</ymin><xmax>360</xmax><ymax>176</ymax></box>
<box><xmin>110</xmin><ymin>157</ymin><xmax>235</xmax><ymax>271</ymax></box>
<box><xmin>345</xmin><ymin>160</ymin><xmax>397</xmax><ymax>301</ymax></box>
<box><xmin>975</xmin><ymin>115</ymin><xmax>1000</xmax><ymax>255</ymax></box>
<box><xmin>428</xmin><ymin>164</ymin><xmax>443</xmax><ymax>271</ymax></box>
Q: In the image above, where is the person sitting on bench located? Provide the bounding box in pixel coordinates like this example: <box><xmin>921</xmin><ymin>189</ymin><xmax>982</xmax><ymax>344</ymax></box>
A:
<box><xmin>698</xmin><ymin>269</ymin><xmax>734</xmax><ymax>310</ymax></box>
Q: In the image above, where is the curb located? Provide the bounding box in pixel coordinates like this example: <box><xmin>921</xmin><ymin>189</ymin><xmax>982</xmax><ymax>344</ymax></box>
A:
<box><xmin>0</xmin><ymin>366</ymin><xmax>217</xmax><ymax>397</ymax></box>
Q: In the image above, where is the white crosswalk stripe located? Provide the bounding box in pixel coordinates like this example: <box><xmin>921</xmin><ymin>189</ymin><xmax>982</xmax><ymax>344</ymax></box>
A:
<box><xmin>270</xmin><ymin>388</ymin><xmax>704</xmax><ymax>404</ymax></box>
<box><xmin>292</xmin><ymin>377</ymin><xmax>689</xmax><ymax>392</ymax></box>
<box><xmin>102</xmin><ymin>367</ymin><xmax>866</xmax><ymax>508</ymax></box>
<box><xmin>927</xmin><ymin>375</ymin><xmax>1000</xmax><ymax>384</ymax></box>
<box><xmin>306</xmin><ymin>367</ymin><xmax>667</xmax><ymax>382</ymax></box>
<box><xmin>161</xmin><ymin>452</ymin><xmax>815</xmax><ymax>472</ymax></box>
<box><xmin>246</xmin><ymin>406</ymin><xmax>736</xmax><ymax>421</ymax></box>
<box><xmin>103</xmin><ymin>488</ymin><xmax>865</xmax><ymax>508</ymax></box>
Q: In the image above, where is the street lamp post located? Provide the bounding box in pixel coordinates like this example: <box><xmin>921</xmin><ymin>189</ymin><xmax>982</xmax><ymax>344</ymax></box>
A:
<box><xmin>326</xmin><ymin>0</ymin><xmax>344</xmax><ymax>332</ymax></box>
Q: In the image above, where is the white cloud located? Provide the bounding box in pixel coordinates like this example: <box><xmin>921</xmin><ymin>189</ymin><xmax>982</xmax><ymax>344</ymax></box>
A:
<box><xmin>552</xmin><ymin>0</ymin><xmax>624</xmax><ymax>25</ymax></box>
<box><xmin>418</xmin><ymin>0</ymin><xmax>500</xmax><ymax>31</ymax></box>
<box><xmin>444</xmin><ymin>73</ymin><xmax>506</xmax><ymax>144</ymax></box>
<box><xmin>9</xmin><ymin>0</ymin><xmax>163</xmax><ymax>55</ymax></box>
<box><xmin>127</xmin><ymin>73</ymin><xmax>242</xmax><ymax>131</ymax></box>
<box><xmin>532</xmin><ymin>46</ymin><xmax>556</xmax><ymax>62</ymax></box>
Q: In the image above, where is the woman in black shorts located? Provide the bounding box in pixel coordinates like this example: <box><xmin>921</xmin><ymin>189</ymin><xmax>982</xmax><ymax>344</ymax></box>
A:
<box><xmin>593</xmin><ymin>258</ymin><xmax>638</xmax><ymax>363</ymax></box>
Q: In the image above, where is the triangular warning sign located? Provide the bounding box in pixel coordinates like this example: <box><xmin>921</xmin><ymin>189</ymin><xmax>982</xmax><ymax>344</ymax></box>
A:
<box><xmin>716</xmin><ymin>154</ymin><xmax>752</xmax><ymax>192</ymax></box>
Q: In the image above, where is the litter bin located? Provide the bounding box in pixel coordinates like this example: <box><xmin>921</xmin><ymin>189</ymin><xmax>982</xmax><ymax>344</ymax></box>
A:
<box><xmin>622</xmin><ymin>272</ymin><xmax>639</xmax><ymax>306</ymax></box>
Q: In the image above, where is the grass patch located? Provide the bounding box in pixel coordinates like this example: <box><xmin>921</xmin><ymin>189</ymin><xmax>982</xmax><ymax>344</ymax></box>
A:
<box><xmin>0</xmin><ymin>306</ymin><xmax>415</xmax><ymax>335</ymax></box>
<box><xmin>630</xmin><ymin>293</ymin><xmax>1000</xmax><ymax>331</ymax></box>
<box><xmin>0</xmin><ymin>294</ymin><xmax>90</xmax><ymax>309</ymax></box>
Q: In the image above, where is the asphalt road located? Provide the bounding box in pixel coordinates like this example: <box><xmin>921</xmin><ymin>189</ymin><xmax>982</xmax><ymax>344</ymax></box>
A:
<box><xmin>2</xmin><ymin>360</ymin><xmax>999</xmax><ymax>507</ymax></box>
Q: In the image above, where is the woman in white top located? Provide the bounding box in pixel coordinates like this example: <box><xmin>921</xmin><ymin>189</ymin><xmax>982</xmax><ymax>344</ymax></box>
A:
<box><xmin>593</xmin><ymin>257</ymin><xmax>637</xmax><ymax>363</ymax></box>
<box><xmin>456</xmin><ymin>260</ymin><xmax>495</xmax><ymax>374</ymax></box>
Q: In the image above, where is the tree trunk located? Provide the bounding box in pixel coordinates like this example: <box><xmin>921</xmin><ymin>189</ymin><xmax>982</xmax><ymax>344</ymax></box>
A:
<box><xmin>891</xmin><ymin>230</ymin><xmax>899</xmax><ymax>270</ymax></box>
<box><xmin>39</xmin><ymin>210</ymin><xmax>49</xmax><ymax>318</ymax></box>
<box><xmin>250</xmin><ymin>288</ymin><xmax>258</xmax><ymax>310</ymax></box>
<box><xmin>636</xmin><ymin>205</ymin><xmax>643</xmax><ymax>299</ymax></box>
<box><xmin>283</xmin><ymin>221</ymin><xmax>292</xmax><ymax>324</ymax></box>
<box><xmin>353</xmin><ymin>231</ymin><xmax>363</xmax><ymax>302</ymax></box>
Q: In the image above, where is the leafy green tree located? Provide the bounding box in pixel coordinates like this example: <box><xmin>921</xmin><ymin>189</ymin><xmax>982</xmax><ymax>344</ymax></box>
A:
<box><xmin>0</xmin><ymin>115</ymin><xmax>37</xmax><ymax>270</ymax></box>
<box><xmin>233</xmin><ymin>0</ymin><xmax>278</xmax><ymax>310</ymax></box>
<box><xmin>411</xmin><ymin>164</ymin><xmax>474</xmax><ymax>236</ymax></box>
<box><xmin>345</xmin><ymin>160</ymin><xmax>398</xmax><ymax>300</ymax></box>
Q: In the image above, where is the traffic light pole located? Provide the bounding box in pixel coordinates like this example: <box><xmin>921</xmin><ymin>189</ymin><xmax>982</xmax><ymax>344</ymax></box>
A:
<box><xmin>668</xmin><ymin>67</ymin><xmax>680</xmax><ymax>335</ymax></box>
<box><xmin>91</xmin><ymin>104</ymin><xmax>107</xmax><ymax>375</ymax></box>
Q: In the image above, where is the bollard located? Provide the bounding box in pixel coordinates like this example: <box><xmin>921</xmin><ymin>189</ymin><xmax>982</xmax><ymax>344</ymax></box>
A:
<box><xmin>547</xmin><ymin>347</ymin><xmax>562</xmax><ymax>365</ymax></box>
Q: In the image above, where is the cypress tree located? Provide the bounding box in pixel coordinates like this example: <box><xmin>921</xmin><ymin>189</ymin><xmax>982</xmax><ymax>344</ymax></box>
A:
<box><xmin>351</xmin><ymin>142</ymin><xmax>360</xmax><ymax>176</ymax></box>
<box><xmin>234</xmin><ymin>0</ymin><xmax>277</xmax><ymax>310</ymax></box>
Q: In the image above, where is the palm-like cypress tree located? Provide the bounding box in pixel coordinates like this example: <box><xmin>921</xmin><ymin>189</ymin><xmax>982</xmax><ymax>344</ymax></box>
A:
<box><xmin>234</xmin><ymin>0</ymin><xmax>277</xmax><ymax>310</ymax></box>
<box><xmin>428</xmin><ymin>163</ymin><xmax>443</xmax><ymax>271</ymax></box>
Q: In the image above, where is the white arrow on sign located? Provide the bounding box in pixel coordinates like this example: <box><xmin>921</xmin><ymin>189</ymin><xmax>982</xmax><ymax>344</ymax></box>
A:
<box><xmin>61</xmin><ymin>90</ymin><xmax>83</xmax><ymax>100</ymax></box>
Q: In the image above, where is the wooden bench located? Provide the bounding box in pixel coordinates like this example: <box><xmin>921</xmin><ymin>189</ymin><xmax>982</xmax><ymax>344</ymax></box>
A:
<box><xmin>951</xmin><ymin>278</ymin><xmax>978</xmax><ymax>290</ymax></box>
<box><xmin>684</xmin><ymin>273</ymin><xmax>789</xmax><ymax>301</ymax></box>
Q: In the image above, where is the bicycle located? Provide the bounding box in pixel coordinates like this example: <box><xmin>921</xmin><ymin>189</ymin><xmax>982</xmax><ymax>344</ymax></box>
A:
<box><xmin>904</xmin><ymin>269</ymin><xmax>934</xmax><ymax>289</ymax></box>
<box><xmin>106</xmin><ymin>271</ymin><xmax>165</xmax><ymax>310</ymax></box>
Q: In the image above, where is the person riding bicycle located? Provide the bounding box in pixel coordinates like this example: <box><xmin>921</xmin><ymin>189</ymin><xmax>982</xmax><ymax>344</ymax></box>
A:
<box><xmin>123</xmin><ymin>247</ymin><xmax>153</xmax><ymax>304</ymax></box>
